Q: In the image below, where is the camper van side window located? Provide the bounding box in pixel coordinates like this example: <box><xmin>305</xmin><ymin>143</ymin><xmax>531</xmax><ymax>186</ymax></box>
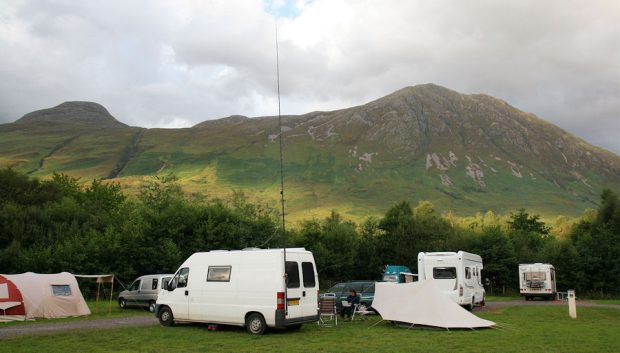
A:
<box><xmin>152</xmin><ymin>278</ymin><xmax>159</xmax><ymax>290</ymax></box>
<box><xmin>207</xmin><ymin>266</ymin><xmax>232</xmax><ymax>282</ymax></box>
<box><xmin>301</xmin><ymin>262</ymin><xmax>316</xmax><ymax>288</ymax></box>
<box><xmin>465</xmin><ymin>267</ymin><xmax>471</xmax><ymax>279</ymax></box>
<box><xmin>51</xmin><ymin>285</ymin><xmax>72</xmax><ymax>296</ymax></box>
<box><xmin>285</xmin><ymin>261</ymin><xmax>300</xmax><ymax>288</ymax></box>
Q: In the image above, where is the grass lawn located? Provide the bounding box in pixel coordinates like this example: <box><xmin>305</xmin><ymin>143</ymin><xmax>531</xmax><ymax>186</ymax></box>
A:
<box><xmin>588</xmin><ymin>299</ymin><xmax>620</xmax><ymax>305</ymax></box>
<box><xmin>2</xmin><ymin>306</ymin><xmax>619</xmax><ymax>352</ymax></box>
<box><xmin>0</xmin><ymin>300</ymin><xmax>150</xmax><ymax>327</ymax></box>
<box><xmin>485</xmin><ymin>295</ymin><xmax>520</xmax><ymax>302</ymax></box>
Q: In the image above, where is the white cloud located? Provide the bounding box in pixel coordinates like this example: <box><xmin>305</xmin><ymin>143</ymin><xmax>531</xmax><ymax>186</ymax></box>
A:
<box><xmin>0</xmin><ymin>0</ymin><xmax>618</xmax><ymax>153</ymax></box>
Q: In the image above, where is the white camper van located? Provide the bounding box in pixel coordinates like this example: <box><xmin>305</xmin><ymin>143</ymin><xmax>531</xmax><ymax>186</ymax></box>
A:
<box><xmin>155</xmin><ymin>248</ymin><xmax>319</xmax><ymax>334</ymax></box>
<box><xmin>417</xmin><ymin>251</ymin><xmax>485</xmax><ymax>309</ymax></box>
<box><xmin>519</xmin><ymin>263</ymin><xmax>556</xmax><ymax>300</ymax></box>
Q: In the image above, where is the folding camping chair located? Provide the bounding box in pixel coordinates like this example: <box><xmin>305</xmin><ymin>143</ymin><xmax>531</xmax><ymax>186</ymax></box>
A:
<box><xmin>318</xmin><ymin>293</ymin><xmax>337</xmax><ymax>327</ymax></box>
<box><xmin>351</xmin><ymin>303</ymin><xmax>372</xmax><ymax>321</ymax></box>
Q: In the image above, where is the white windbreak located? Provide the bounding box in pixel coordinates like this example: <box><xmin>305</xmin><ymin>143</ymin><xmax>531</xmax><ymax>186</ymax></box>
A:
<box><xmin>2</xmin><ymin>272</ymin><xmax>90</xmax><ymax>320</ymax></box>
<box><xmin>373</xmin><ymin>280</ymin><xmax>495</xmax><ymax>329</ymax></box>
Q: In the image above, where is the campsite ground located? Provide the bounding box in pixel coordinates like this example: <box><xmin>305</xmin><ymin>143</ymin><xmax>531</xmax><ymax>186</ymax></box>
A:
<box><xmin>0</xmin><ymin>300</ymin><xmax>150</xmax><ymax>327</ymax></box>
<box><xmin>1</xmin><ymin>304</ymin><xmax>619</xmax><ymax>352</ymax></box>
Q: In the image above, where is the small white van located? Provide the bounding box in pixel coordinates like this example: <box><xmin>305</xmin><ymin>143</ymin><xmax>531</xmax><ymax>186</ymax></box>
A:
<box><xmin>155</xmin><ymin>248</ymin><xmax>319</xmax><ymax>334</ymax></box>
<box><xmin>417</xmin><ymin>251</ymin><xmax>485</xmax><ymax>309</ymax></box>
<box><xmin>119</xmin><ymin>274</ymin><xmax>174</xmax><ymax>312</ymax></box>
<box><xmin>519</xmin><ymin>263</ymin><xmax>556</xmax><ymax>300</ymax></box>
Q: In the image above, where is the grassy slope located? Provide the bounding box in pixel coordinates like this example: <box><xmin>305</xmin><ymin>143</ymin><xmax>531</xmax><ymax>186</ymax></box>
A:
<box><xmin>2</xmin><ymin>306</ymin><xmax>619</xmax><ymax>353</ymax></box>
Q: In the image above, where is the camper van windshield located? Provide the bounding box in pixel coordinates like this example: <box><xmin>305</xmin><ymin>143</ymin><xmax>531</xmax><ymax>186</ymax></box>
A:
<box><xmin>525</xmin><ymin>272</ymin><xmax>546</xmax><ymax>281</ymax></box>
<box><xmin>433</xmin><ymin>267</ymin><xmax>457</xmax><ymax>279</ymax></box>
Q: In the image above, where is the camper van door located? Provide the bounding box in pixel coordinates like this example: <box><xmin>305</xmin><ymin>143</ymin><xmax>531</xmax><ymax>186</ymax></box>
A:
<box><xmin>166</xmin><ymin>268</ymin><xmax>190</xmax><ymax>320</ymax></box>
<box><xmin>285</xmin><ymin>254</ymin><xmax>303</xmax><ymax>319</ymax></box>
<box><xmin>300</xmin><ymin>260</ymin><xmax>318</xmax><ymax>317</ymax></box>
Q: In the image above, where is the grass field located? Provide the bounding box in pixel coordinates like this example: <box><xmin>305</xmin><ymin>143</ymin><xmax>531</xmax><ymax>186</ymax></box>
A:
<box><xmin>588</xmin><ymin>299</ymin><xmax>620</xmax><ymax>305</ymax></box>
<box><xmin>2</xmin><ymin>306</ymin><xmax>619</xmax><ymax>352</ymax></box>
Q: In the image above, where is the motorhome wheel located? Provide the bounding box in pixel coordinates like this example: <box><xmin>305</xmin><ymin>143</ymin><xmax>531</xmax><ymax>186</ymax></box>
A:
<box><xmin>246</xmin><ymin>313</ymin><xmax>266</xmax><ymax>335</ymax></box>
<box><xmin>159</xmin><ymin>307</ymin><xmax>174</xmax><ymax>327</ymax></box>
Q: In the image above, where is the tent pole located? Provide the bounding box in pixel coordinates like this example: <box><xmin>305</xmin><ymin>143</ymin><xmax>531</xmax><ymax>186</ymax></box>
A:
<box><xmin>96</xmin><ymin>281</ymin><xmax>100</xmax><ymax>314</ymax></box>
<box><xmin>109</xmin><ymin>276</ymin><xmax>114</xmax><ymax>315</ymax></box>
<box><xmin>368</xmin><ymin>319</ymin><xmax>384</xmax><ymax>328</ymax></box>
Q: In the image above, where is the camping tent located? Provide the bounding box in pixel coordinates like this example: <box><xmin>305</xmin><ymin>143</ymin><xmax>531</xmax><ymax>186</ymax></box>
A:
<box><xmin>0</xmin><ymin>272</ymin><xmax>91</xmax><ymax>322</ymax></box>
<box><xmin>372</xmin><ymin>280</ymin><xmax>495</xmax><ymax>329</ymax></box>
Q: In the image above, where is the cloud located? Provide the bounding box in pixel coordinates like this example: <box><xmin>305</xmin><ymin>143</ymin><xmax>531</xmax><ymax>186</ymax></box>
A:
<box><xmin>0</xmin><ymin>0</ymin><xmax>618</xmax><ymax>153</ymax></box>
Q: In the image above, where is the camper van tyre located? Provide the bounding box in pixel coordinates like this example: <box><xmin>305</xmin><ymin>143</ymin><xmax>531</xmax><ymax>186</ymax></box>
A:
<box><xmin>158</xmin><ymin>306</ymin><xmax>174</xmax><ymax>327</ymax></box>
<box><xmin>148</xmin><ymin>301</ymin><xmax>156</xmax><ymax>313</ymax></box>
<box><xmin>119</xmin><ymin>298</ymin><xmax>127</xmax><ymax>309</ymax></box>
<box><xmin>245</xmin><ymin>313</ymin><xmax>267</xmax><ymax>335</ymax></box>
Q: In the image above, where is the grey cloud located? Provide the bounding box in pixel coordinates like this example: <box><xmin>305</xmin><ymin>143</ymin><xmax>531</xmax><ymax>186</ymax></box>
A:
<box><xmin>0</xmin><ymin>0</ymin><xmax>618</xmax><ymax>154</ymax></box>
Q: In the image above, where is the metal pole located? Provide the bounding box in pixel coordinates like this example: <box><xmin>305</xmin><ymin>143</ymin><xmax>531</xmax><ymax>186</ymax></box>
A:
<box><xmin>275</xmin><ymin>16</ymin><xmax>288</xmax><ymax>316</ymax></box>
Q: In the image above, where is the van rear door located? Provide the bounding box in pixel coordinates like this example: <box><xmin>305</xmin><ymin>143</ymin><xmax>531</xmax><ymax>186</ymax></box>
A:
<box><xmin>300</xmin><ymin>260</ymin><xmax>318</xmax><ymax>318</ymax></box>
<box><xmin>285</xmin><ymin>255</ymin><xmax>303</xmax><ymax>319</ymax></box>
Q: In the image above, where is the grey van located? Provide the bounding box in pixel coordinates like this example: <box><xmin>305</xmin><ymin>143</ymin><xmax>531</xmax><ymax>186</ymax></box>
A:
<box><xmin>118</xmin><ymin>274</ymin><xmax>173</xmax><ymax>312</ymax></box>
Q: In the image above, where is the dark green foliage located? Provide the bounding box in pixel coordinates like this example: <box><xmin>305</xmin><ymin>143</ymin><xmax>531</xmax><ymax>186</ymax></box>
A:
<box><xmin>0</xmin><ymin>168</ymin><xmax>618</xmax><ymax>297</ymax></box>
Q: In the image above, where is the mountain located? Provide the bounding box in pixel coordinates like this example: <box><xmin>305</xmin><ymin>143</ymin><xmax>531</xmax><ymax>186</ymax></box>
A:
<box><xmin>1</xmin><ymin>84</ymin><xmax>618</xmax><ymax>221</ymax></box>
<box><xmin>14</xmin><ymin>101</ymin><xmax>127</xmax><ymax>129</ymax></box>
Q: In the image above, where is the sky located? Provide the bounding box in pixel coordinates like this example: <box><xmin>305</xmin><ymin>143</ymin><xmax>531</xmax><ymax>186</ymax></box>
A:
<box><xmin>0</xmin><ymin>0</ymin><xmax>619</xmax><ymax>154</ymax></box>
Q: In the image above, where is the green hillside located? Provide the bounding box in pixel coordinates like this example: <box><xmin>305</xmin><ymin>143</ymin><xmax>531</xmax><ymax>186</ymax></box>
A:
<box><xmin>1</xmin><ymin>85</ymin><xmax>618</xmax><ymax>221</ymax></box>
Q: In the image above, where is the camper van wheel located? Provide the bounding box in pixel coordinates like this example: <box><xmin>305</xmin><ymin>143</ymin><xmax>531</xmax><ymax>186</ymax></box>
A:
<box><xmin>119</xmin><ymin>298</ymin><xmax>127</xmax><ymax>309</ymax></box>
<box><xmin>246</xmin><ymin>313</ymin><xmax>267</xmax><ymax>335</ymax></box>
<box><xmin>148</xmin><ymin>301</ymin><xmax>156</xmax><ymax>313</ymax></box>
<box><xmin>158</xmin><ymin>307</ymin><xmax>174</xmax><ymax>327</ymax></box>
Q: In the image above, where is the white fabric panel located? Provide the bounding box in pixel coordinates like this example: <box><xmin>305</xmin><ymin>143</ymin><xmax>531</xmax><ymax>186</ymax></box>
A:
<box><xmin>0</xmin><ymin>283</ymin><xmax>8</xmax><ymax>299</ymax></box>
<box><xmin>373</xmin><ymin>280</ymin><xmax>495</xmax><ymax>329</ymax></box>
<box><xmin>0</xmin><ymin>301</ymin><xmax>21</xmax><ymax>310</ymax></box>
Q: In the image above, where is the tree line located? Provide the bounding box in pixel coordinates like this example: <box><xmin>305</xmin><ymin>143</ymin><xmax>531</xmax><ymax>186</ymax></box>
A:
<box><xmin>1</xmin><ymin>168</ymin><xmax>618</xmax><ymax>297</ymax></box>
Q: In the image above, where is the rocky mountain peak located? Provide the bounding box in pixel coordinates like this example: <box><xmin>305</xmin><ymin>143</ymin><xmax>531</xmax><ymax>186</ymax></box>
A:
<box><xmin>15</xmin><ymin>101</ymin><xmax>127</xmax><ymax>128</ymax></box>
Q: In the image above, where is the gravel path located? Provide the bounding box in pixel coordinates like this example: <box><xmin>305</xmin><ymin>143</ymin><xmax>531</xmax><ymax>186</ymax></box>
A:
<box><xmin>0</xmin><ymin>316</ymin><xmax>158</xmax><ymax>339</ymax></box>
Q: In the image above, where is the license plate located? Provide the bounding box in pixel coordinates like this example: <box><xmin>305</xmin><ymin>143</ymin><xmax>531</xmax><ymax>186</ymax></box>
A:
<box><xmin>287</xmin><ymin>298</ymin><xmax>300</xmax><ymax>306</ymax></box>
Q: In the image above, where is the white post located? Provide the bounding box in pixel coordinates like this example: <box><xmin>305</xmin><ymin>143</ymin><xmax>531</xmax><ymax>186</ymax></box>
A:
<box><xmin>567</xmin><ymin>290</ymin><xmax>577</xmax><ymax>319</ymax></box>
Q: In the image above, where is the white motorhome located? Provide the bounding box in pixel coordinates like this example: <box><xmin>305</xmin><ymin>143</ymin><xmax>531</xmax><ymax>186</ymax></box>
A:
<box><xmin>155</xmin><ymin>248</ymin><xmax>319</xmax><ymax>334</ymax></box>
<box><xmin>519</xmin><ymin>263</ymin><xmax>556</xmax><ymax>300</ymax></box>
<box><xmin>417</xmin><ymin>251</ymin><xmax>485</xmax><ymax>309</ymax></box>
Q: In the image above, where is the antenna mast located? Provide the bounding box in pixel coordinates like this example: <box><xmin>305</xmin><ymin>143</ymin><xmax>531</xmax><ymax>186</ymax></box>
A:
<box><xmin>275</xmin><ymin>17</ymin><xmax>288</xmax><ymax>315</ymax></box>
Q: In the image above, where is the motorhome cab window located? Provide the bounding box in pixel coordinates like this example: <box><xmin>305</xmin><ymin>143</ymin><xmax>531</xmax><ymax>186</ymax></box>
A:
<box><xmin>152</xmin><ymin>278</ymin><xmax>159</xmax><ymax>290</ymax></box>
<box><xmin>433</xmin><ymin>267</ymin><xmax>457</xmax><ymax>279</ymax></box>
<box><xmin>172</xmin><ymin>268</ymin><xmax>190</xmax><ymax>289</ymax></box>
<box><xmin>51</xmin><ymin>285</ymin><xmax>72</xmax><ymax>296</ymax></box>
<box><xmin>285</xmin><ymin>261</ymin><xmax>300</xmax><ymax>288</ymax></box>
<box><xmin>207</xmin><ymin>266</ymin><xmax>232</xmax><ymax>282</ymax></box>
<box><xmin>465</xmin><ymin>267</ymin><xmax>471</xmax><ymax>279</ymax></box>
<box><xmin>301</xmin><ymin>262</ymin><xmax>316</xmax><ymax>287</ymax></box>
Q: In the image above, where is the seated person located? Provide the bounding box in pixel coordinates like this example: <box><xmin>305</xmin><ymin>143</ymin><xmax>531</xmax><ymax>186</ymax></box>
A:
<box><xmin>340</xmin><ymin>289</ymin><xmax>360</xmax><ymax>320</ymax></box>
